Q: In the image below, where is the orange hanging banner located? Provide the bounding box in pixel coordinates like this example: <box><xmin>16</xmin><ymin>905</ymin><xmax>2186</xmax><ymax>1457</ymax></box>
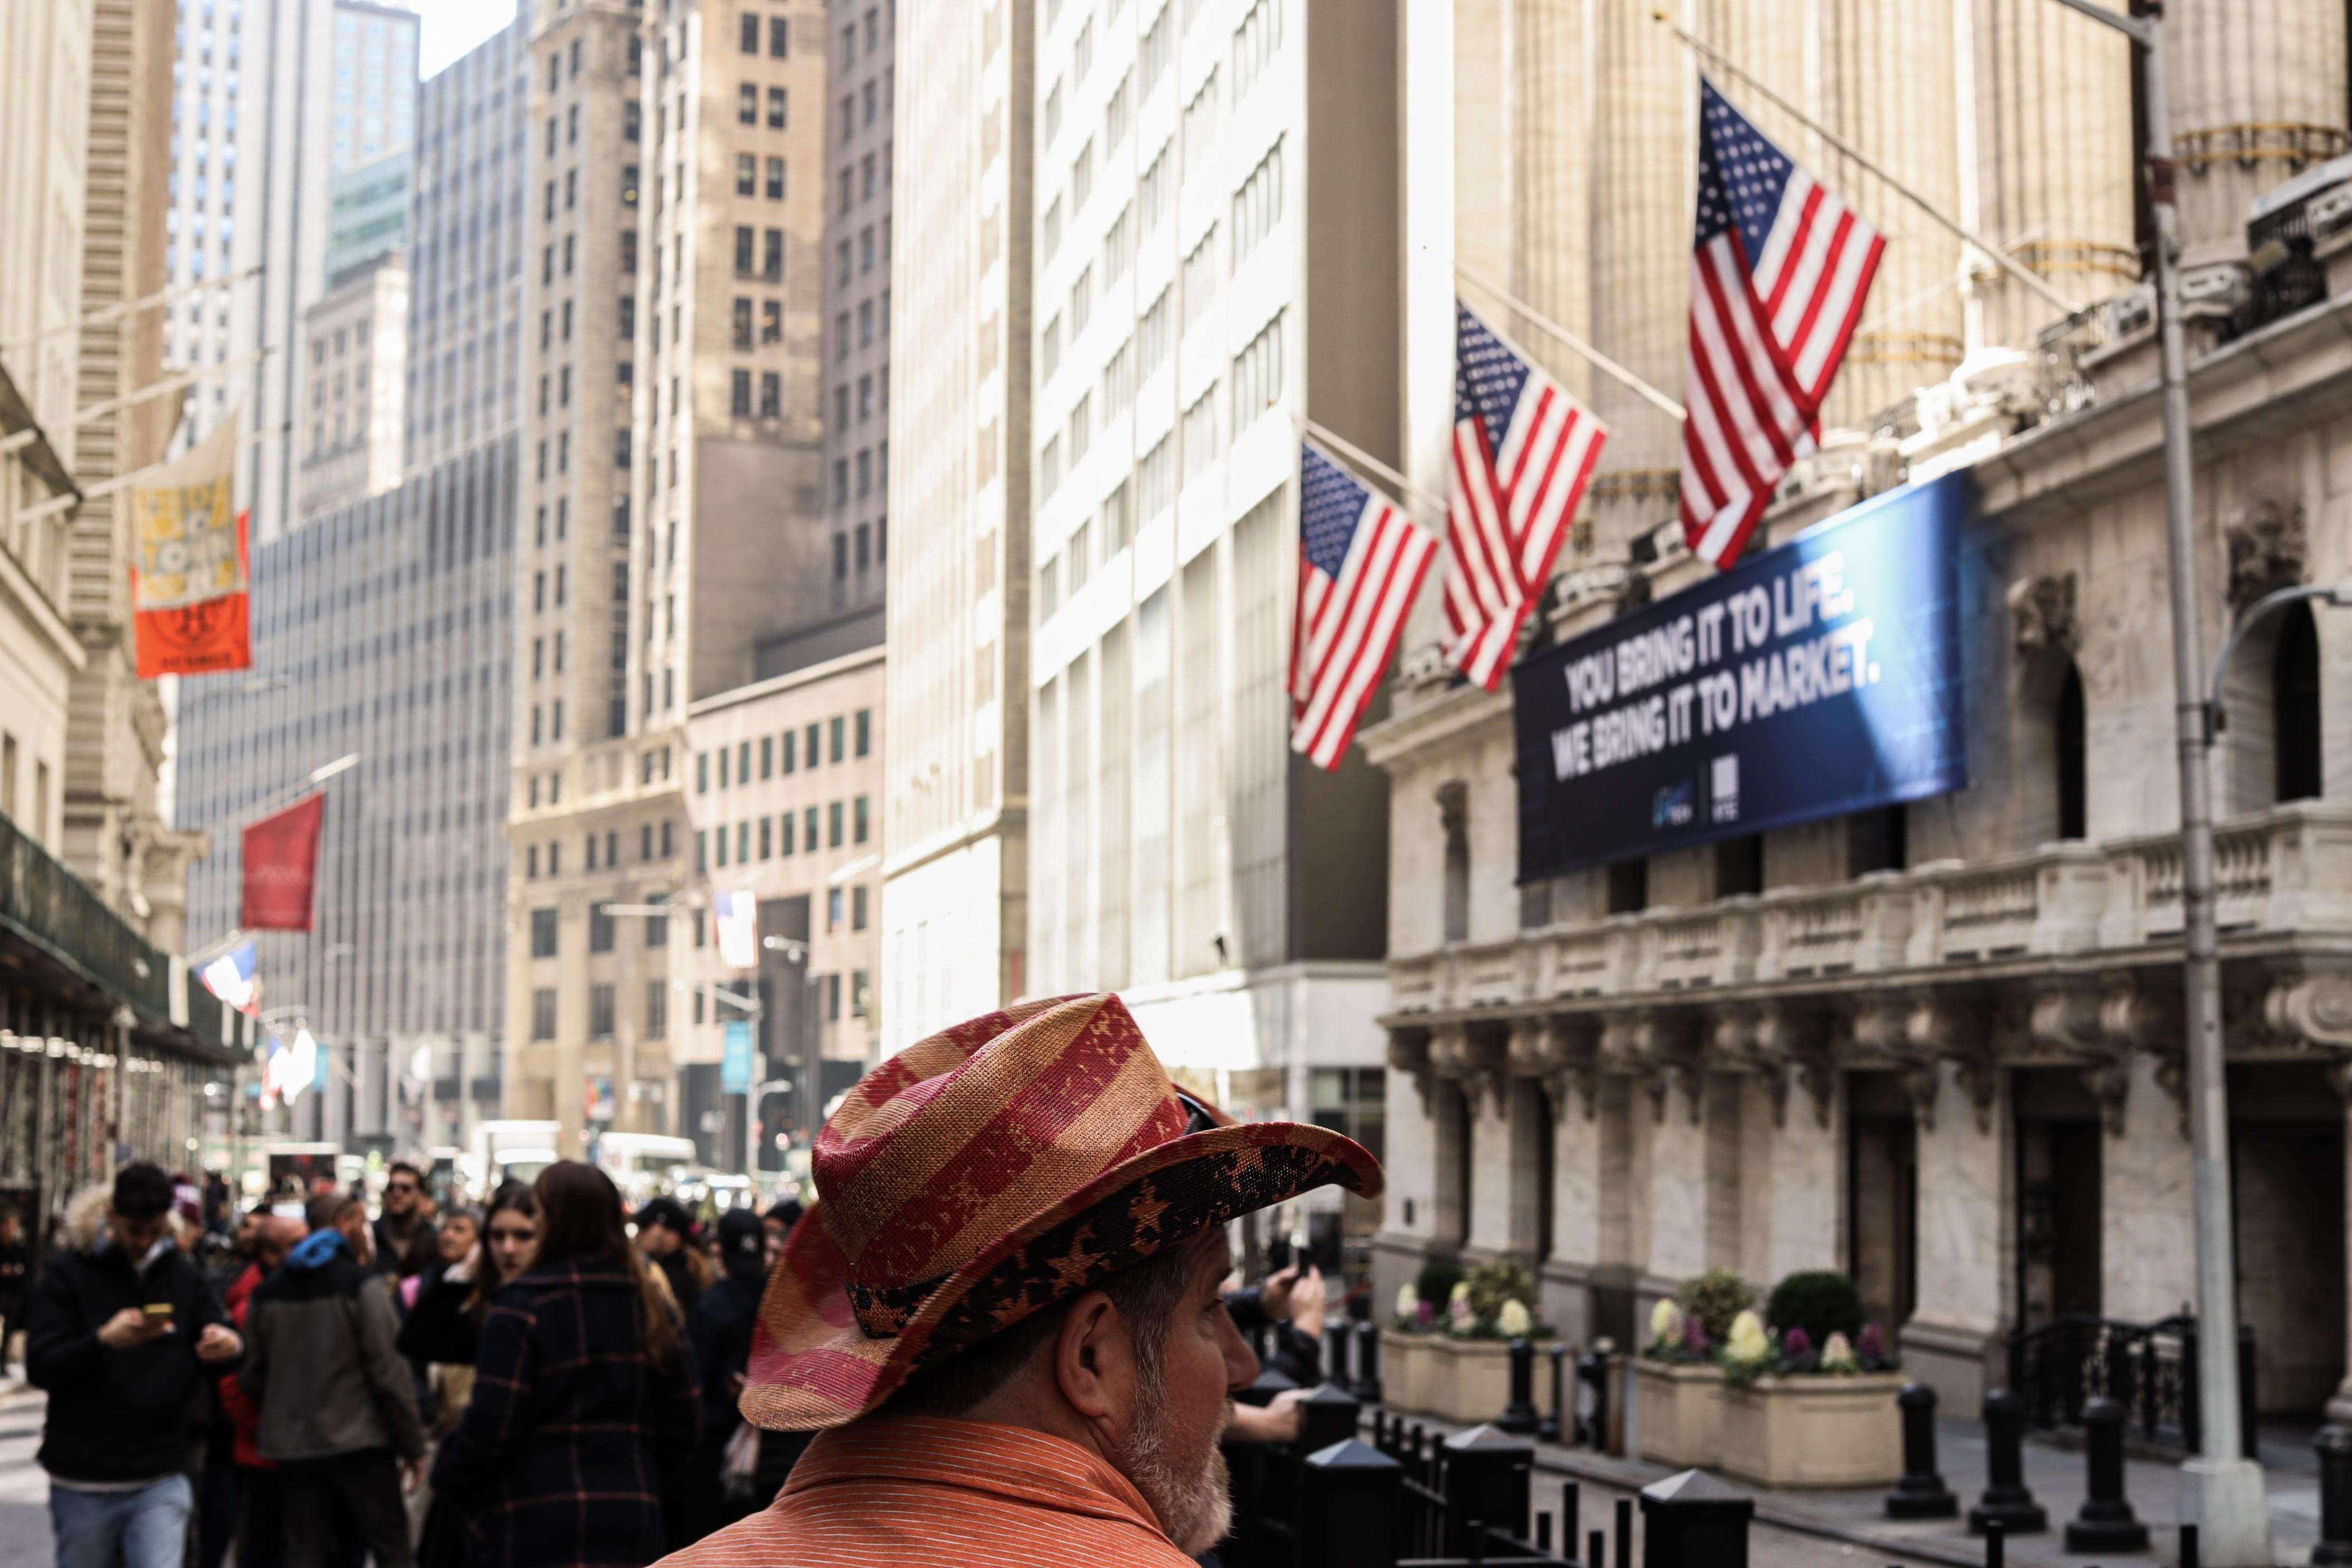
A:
<box><xmin>130</xmin><ymin>415</ymin><xmax>251</xmax><ymax>678</ymax></box>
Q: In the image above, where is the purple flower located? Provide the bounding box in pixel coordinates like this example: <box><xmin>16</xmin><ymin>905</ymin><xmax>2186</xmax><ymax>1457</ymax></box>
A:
<box><xmin>1858</xmin><ymin>1322</ymin><xmax>1886</xmax><ymax>1364</ymax></box>
<box><xmin>1782</xmin><ymin>1326</ymin><xmax>1813</xmax><ymax>1363</ymax></box>
<box><xmin>1416</xmin><ymin>1299</ymin><xmax>1435</xmax><ymax>1329</ymax></box>
<box><xmin>1682</xmin><ymin>1314</ymin><xmax>1709</xmax><ymax>1355</ymax></box>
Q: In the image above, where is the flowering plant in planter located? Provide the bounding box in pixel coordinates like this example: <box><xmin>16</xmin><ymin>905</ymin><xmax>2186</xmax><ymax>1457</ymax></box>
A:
<box><xmin>1641</xmin><ymin>1299</ymin><xmax>1715</xmax><ymax>1364</ymax></box>
<box><xmin>1717</xmin><ymin>1273</ymin><xmax>1900</xmax><ymax>1383</ymax></box>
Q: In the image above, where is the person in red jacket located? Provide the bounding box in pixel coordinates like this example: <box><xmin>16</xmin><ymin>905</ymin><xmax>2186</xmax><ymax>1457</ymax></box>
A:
<box><xmin>217</xmin><ymin>1216</ymin><xmax>305</xmax><ymax>1568</ymax></box>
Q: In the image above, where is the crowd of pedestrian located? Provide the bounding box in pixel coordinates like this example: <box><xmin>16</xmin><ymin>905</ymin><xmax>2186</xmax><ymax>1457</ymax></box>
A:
<box><xmin>13</xmin><ymin>1158</ymin><xmax>811</xmax><ymax>1568</ymax></box>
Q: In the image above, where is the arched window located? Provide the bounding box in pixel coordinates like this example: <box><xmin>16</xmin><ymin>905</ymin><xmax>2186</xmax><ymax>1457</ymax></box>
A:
<box><xmin>2275</xmin><ymin>602</ymin><xmax>2322</xmax><ymax>802</ymax></box>
<box><xmin>2056</xmin><ymin>660</ymin><xmax>2086</xmax><ymax>839</ymax></box>
<box><xmin>1439</xmin><ymin>781</ymin><xmax>1469</xmax><ymax>944</ymax></box>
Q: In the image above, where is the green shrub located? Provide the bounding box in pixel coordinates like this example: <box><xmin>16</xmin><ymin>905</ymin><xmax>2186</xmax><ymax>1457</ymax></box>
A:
<box><xmin>1415</xmin><ymin>1258</ymin><xmax>1466</xmax><ymax>1306</ymax></box>
<box><xmin>1462</xmin><ymin>1259</ymin><xmax>1536</xmax><ymax>1325</ymax></box>
<box><xmin>1678</xmin><ymin>1269</ymin><xmax>1755</xmax><ymax>1345</ymax></box>
<box><xmin>1765</xmin><ymin>1271</ymin><xmax>1864</xmax><ymax>1345</ymax></box>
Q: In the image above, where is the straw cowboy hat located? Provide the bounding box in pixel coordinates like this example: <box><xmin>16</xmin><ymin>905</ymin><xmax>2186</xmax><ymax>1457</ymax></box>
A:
<box><xmin>741</xmin><ymin>992</ymin><xmax>1383</xmax><ymax>1430</ymax></box>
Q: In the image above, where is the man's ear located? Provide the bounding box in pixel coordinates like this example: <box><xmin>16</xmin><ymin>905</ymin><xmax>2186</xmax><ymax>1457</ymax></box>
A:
<box><xmin>1052</xmin><ymin>1289</ymin><xmax>1131</xmax><ymax>1422</ymax></box>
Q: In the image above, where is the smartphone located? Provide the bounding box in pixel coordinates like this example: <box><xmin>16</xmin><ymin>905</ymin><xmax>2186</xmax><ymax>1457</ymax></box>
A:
<box><xmin>143</xmin><ymin>1302</ymin><xmax>175</xmax><ymax>1328</ymax></box>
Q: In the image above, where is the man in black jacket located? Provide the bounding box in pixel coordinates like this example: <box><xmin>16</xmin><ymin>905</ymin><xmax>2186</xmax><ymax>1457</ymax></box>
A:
<box><xmin>368</xmin><ymin>1161</ymin><xmax>437</xmax><ymax>1281</ymax></box>
<box><xmin>241</xmin><ymin>1192</ymin><xmax>425</xmax><ymax>1568</ymax></box>
<box><xmin>27</xmin><ymin>1162</ymin><xmax>243</xmax><ymax>1568</ymax></box>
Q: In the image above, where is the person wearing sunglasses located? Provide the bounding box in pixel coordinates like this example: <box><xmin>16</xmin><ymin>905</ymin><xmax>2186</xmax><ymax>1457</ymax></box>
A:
<box><xmin>371</xmin><ymin>1163</ymin><xmax>441</xmax><ymax>1281</ymax></box>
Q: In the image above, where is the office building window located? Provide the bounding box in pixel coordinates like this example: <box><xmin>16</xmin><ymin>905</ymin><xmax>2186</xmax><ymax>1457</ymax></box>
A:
<box><xmin>532</xmin><ymin>989</ymin><xmax>556</xmax><ymax>1040</ymax></box>
<box><xmin>531</xmin><ymin>908</ymin><xmax>558</xmax><ymax>957</ymax></box>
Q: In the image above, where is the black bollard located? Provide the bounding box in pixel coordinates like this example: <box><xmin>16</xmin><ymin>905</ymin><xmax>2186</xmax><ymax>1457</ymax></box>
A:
<box><xmin>1983</xmin><ymin>1517</ymin><xmax>2005</xmax><ymax>1568</ymax></box>
<box><xmin>1500</xmin><ymin>1337</ymin><xmax>1541</xmax><ymax>1434</ymax></box>
<box><xmin>1560</xmin><ymin>1479</ymin><xmax>1581</xmax><ymax>1559</ymax></box>
<box><xmin>1885</xmin><ymin>1382</ymin><xmax>1959</xmax><ymax>1518</ymax></box>
<box><xmin>1328</xmin><ymin>1320</ymin><xmax>1353</xmax><ymax>1391</ymax></box>
<box><xmin>1577</xmin><ymin>1346</ymin><xmax>1613</xmax><ymax>1449</ymax></box>
<box><xmin>2063</xmin><ymin>1396</ymin><xmax>2149</xmax><ymax>1552</ymax></box>
<box><xmin>1589</xmin><ymin>1528</ymin><xmax>1606</xmax><ymax>1568</ymax></box>
<box><xmin>1297</xmin><ymin>1381</ymin><xmax>1364</xmax><ymax>1454</ymax></box>
<box><xmin>1614</xmin><ymin>1495</ymin><xmax>1633</xmax><ymax>1568</ymax></box>
<box><xmin>1440</xmin><ymin>1424</ymin><xmax>1534</xmax><ymax>1556</ymax></box>
<box><xmin>2180</xmin><ymin>1522</ymin><xmax>2200</xmax><ymax>1568</ymax></box>
<box><xmin>2314</xmin><ymin>1426</ymin><xmax>2352</xmax><ymax>1565</ymax></box>
<box><xmin>1356</xmin><ymin>1319</ymin><xmax>1385</xmax><ymax>1405</ymax></box>
<box><xmin>1297</xmin><ymin>1437</ymin><xmax>1404</xmax><ymax>1568</ymax></box>
<box><xmin>1539</xmin><ymin>1343</ymin><xmax>1570</xmax><ymax>1443</ymax></box>
<box><xmin>1640</xmin><ymin>1468</ymin><xmax>1753</xmax><ymax>1568</ymax></box>
<box><xmin>1969</xmin><ymin>1389</ymin><xmax>2048</xmax><ymax>1535</ymax></box>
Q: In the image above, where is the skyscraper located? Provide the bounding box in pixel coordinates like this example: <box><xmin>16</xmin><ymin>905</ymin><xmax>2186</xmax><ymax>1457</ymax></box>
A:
<box><xmin>504</xmin><ymin>0</ymin><xmax>833</xmax><ymax>1150</ymax></box>
<box><xmin>1014</xmin><ymin>0</ymin><xmax>1400</xmax><ymax>1122</ymax></box>
<box><xmin>881</xmin><ymin>0</ymin><xmax>1032</xmax><ymax>1049</ymax></box>
<box><xmin>177</xmin><ymin>12</ymin><xmax>530</xmax><ymax>1151</ymax></box>
<box><xmin>817</xmin><ymin>0</ymin><xmax>893</xmax><ymax>623</ymax></box>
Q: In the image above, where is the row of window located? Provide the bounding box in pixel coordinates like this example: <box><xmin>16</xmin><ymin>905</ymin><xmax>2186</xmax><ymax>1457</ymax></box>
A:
<box><xmin>697</xmin><ymin>712</ymin><xmax>871</xmax><ymax>791</ymax></box>
<box><xmin>832</xmin><ymin>443</ymin><xmax>887</xmax><ymax>508</ymax></box>
<box><xmin>523</xmin><ymin>818</ymin><xmax>681</xmax><ymax>883</ymax></box>
<box><xmin>831</xmin><ymin>367</ymin><xmax>887</xmax><ymax>432</ymax></box>
<box><xmin>697</xmin><ymin>798</ymin><xmax>870</xmax><ymax>869</ymax></box>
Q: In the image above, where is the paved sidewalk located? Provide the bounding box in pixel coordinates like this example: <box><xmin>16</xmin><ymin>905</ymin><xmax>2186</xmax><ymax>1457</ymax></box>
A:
<box><xmin>0</xmin><ymin>1388</ymin><xmax>48</xmax><ymax>1568</ymax></box>
<box><xmin>1383</xmin><ymin>1407</ymin><xmax>2324</xmax><ymax>1568</ymax></box>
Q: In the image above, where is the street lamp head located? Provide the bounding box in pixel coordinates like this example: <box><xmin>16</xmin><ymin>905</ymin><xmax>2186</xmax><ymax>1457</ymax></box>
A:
<box><xmin>2328</xmin><ymin>580</ymin><xmax>2352</xmax><ymax>608</ymax></box>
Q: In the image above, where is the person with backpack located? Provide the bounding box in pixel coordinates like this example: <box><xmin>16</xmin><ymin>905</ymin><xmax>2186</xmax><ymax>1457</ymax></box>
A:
<box><xmin>239</xmin><ymin>1192</ymin><xmax>426</xmax><ymax>1568</ymax></box>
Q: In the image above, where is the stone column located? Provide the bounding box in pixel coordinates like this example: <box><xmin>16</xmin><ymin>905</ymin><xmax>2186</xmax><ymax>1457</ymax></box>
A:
<box><xmin>1512</xmin><ymin>0</ymin><xmax>1594</xmax><ymax>408</ymax></box>
<box><xmin>1905</xmin><ymin>1059</ymin><xmax>2011</xmax><ymax>1412</ymax></box>
<box><xmin>1812</xmin><ymin>0</ymin><xmax>1967</xmax><ymax>429</ymax></box>
<box><xmin>1547</xmin><ymin>1062</ymin><xmax>1603</xmax><ymax>1346</ymax></box>
<box><xmin>1373</xmin><ymin>1034</ymin><xmax>1442</xmax><ymax>1314</ymax></box>
<box><xmin>2161</xmin><ymin>0</ymin><xmax>2349</xmax><ymax>267</ymax></box>
<box><xmin>1958</xmin><ymin>0</ymin><xmax>2137</xmax><ymax>352</ymax></box>
<box><xmin>1640</xmin><ymin>1070</ymin><xmax>1710</xmax><ymax>1313</ymax></box>
<box><xmin>2102</xmin><ymin>1052</ymin><xmax>2197</xmax><ymax>1323</ymax></box>
<box><xmin>1581</xmin><ymin>0</ymin><xmax>1691</xmax><ymax>547</ymax></box>
<box><xmin>1468</xmin><ymin>1073</ymin><xmax>1520</xmax><ymax>1259</ymax></box>
<box><xmin>1742</xmin><ymin>1071</ymin><xmax>1842</xmax><ymax>1289</ymax></box>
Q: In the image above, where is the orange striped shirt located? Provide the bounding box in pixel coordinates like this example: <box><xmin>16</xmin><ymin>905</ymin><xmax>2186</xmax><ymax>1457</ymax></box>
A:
<box><xmin>658</xmin><ymin>1415</ymin><xmax>1197</xmax><ymax>1568</ymax></box>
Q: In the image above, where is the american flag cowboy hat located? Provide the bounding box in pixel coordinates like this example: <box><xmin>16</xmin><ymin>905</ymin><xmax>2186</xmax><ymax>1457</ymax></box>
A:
<box><xmin>741</xmin><ymin>993</ymin><xmax>1383</xmax><ymax>1430</ymax></box>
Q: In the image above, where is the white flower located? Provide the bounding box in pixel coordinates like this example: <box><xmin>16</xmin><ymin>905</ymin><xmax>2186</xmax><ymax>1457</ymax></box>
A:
<box><xmin>1649</xmin><ymin>1298</ymin><xmax>1685</xmax><ymax>1346</ymax></box>
<box><xmin>1498</xmin><ymin>1299</ymin><xmax>1533</xmax><ymax>1338</ymax></box>
<box><xmin>1395</xmin><ymin>1282</ymin><xmax>1419</xmax><ymax>1320</ymax></box>
<box><xmin>1725</xmin><ymin>1308</ymin><xmax>1769</xmax><ymax>1364</ymax></box>
<box><xmin>1821</xmin><ymin>1330</ymin><xmax>1858</xmax><ymax>1373</ymax></box>
<box><xmin>1449</xmin><ymin>1279</ymin><xmax>1472</xmax><ymax>1304</ymax></box>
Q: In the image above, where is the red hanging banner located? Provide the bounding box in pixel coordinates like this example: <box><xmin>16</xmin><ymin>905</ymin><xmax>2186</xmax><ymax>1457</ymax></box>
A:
<box><xmin>130</xmin><ymin>417</ymin><xmax>252</xmax><ymax>678</ymax></box>
<box><xmin>241</xmin><ymin>792</ymin><xmax>327</xmax><ymax>931</ymax></box>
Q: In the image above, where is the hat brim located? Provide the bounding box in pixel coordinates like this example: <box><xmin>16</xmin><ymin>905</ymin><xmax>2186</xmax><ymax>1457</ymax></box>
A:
<box><xmin>741</xmin><ymin>1119</ymin><xmax>1380</xmax><ymax>1430</ymax></box>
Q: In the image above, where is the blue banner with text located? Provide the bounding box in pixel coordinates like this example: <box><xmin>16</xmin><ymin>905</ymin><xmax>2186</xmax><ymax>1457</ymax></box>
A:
<box><xmin>1513</xmin><ymin>472</ymin><xmax>1966</xmax><ymax>880</ymax></box>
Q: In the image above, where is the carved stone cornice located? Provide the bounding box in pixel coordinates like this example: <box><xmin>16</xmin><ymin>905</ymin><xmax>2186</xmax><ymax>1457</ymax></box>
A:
<box><xmin>1516</xmin><ymin>1015</ymin><xmax>1600</xmax><ymax>1121</ymax></box>
<box><xmin>2104</xmin><ymin>983</ymin><xmax>2186</xmax><ymax>1137</ymax></box>
<box><xmin>2225</xmin><ymin>496</ymin><xmax>2308</xmax><ymax>610</ymax></box>
<box><xmin>1753</xmin><ymin>1002</ymin><xmax>1837</xmax><ymax>1130</ymax></box>
<box><xmin>1850</xmin><ymin>992</ymin><xmax>1995</xmax><ymax>1132</ymax></box>
<box><xmin>1596</xmin><ymin>1010</ymin><xmax>1702</xmax><ymax>1124</ymax></box>
<box><xmin>2265</xmin><ymin>970</ymin><xmax>2352</xmax><ymax>1051</ymax></box>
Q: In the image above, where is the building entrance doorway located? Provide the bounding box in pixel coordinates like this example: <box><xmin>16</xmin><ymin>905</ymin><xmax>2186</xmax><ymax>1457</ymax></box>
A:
<box><xmin>1847</xmin><ymin>1073</ymin><xmax>1917</xmax><ymax>1333</ymax></box>
<box><xmin>2014</xmin><ymin>1069</ymin><xmax>2103</xmax><ymax>1335</ymax></box>
<box><xmin>2231</xmin><ymin>1062</ymin><xmax>2345</xmax><ymax>1417</ymax></box>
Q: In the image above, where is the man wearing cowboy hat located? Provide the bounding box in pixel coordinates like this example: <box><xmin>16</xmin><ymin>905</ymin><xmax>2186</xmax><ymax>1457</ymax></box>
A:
<box><xmin>658</xmin><ymin>994</ymin><xmax>1382</xmax><ymax>1566</ymax></box>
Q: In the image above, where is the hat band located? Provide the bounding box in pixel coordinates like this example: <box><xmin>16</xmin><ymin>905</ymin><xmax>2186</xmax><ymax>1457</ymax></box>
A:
<box><xmin>846</xmin><ymin>1269</ymin><xmax>951</xmax><ymax>1339</ymax></box>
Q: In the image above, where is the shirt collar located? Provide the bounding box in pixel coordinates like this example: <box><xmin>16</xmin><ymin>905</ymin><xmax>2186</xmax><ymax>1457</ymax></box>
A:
<box><xmin>786</xmin><ymin>1415</ymin><xmax>1173</xmax><ymax>1538</ymax></box>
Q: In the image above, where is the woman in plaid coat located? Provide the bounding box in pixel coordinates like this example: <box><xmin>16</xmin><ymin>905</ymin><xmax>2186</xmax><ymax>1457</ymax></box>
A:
<box><xmin>430</xmin><ymin>1163</ymin><xmax>701</xmax><ymax>1568</ymax></box>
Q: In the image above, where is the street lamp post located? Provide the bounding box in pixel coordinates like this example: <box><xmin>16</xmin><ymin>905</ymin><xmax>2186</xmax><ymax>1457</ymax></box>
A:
<box><xmin>2044</xmin><ymin>2</ymin><xmax>2268</xmax><ymax>1559</ymax></box>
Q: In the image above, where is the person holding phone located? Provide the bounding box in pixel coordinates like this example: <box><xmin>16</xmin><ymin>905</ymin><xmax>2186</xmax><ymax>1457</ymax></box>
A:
<box><xmin>26</xmin><ymin>1162</ymin><xmax>243</xmax><ymax>1568</ymax></box>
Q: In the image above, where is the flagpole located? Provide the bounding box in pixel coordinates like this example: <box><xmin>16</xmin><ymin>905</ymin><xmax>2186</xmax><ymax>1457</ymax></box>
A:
<box><xmin>1287</xmin><ymin>410</ymin><xmax>1447</xmax><ymax>521</ymax></box>
<box><xmin>1653</xmin><ymin>13</ymin><xmax>2080</xmax><ymax>319</ymax></box>
<box><xmin>1454</xmin><ymin>264</ymin><xmax>1688</xmax><ymax>423</ymax></box>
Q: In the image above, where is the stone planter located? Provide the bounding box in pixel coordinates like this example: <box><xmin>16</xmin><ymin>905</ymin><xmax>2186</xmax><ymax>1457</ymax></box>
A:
<box><xmin>1634</xmin><ymin>1359</ymin><xmax>1724</xmax><ymax>1468</ymax></box>
<box><xmin>1378</xmin><ymin>1330</ymin><xmax>1560</xmax><ymax>1427</ymax></box>
<box><xmin>1719</xmin><ymin>1373</ymin><xmax>1904</xmax><ymax>1488</ymax></box>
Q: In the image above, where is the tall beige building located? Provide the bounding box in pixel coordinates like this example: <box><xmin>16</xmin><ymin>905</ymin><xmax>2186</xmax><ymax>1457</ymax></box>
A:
<box><xmin>879</xmin><ymin>0</ymin><xmax>1032</xmax><ymax>1051</ymax></box>
<box><xmin>506</xmin><ymin>0</ymin><xmax>832</xmax><ymax>1153</ymax></box>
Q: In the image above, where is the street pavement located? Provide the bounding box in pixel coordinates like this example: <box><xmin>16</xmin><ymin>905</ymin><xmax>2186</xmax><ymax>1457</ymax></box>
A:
<box><xmin>0</xmin><ymin>1387</ymin><xmax>48</xmax><ymax>1568</ymax></box>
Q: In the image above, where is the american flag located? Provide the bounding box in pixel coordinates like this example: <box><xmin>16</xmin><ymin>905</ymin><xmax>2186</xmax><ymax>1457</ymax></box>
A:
<box><xmin>1290</xmin><ymin>442</ymin><xmax>1438</xmax><ymax>771</ymax></box>
<box><xmin>1447</xmin><ymin>302</ymin><xmax>1609</xmax><ymax>691</ymax></box>
<box><xmin>1680</xmin><ymin>76</ymin><xmax>1884</xmax><ymax>568</ymax></box>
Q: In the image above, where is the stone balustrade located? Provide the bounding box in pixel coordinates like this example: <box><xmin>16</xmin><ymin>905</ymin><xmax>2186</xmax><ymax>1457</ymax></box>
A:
<box><xmin>1387</xmin><ymin>800</ymin><xmax>2352</xmax><ymax>1021</ymax></box>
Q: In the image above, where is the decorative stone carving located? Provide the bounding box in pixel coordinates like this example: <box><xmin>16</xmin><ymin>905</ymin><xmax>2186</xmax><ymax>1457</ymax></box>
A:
<box><xmin>1850</xmin><ymin>993</ymin><xmax>1995</xmax><ymax>1133</ymax></box>
<box><xmin>1432</xmin><ymin>1022</ymin><xmax>1510</xmax><ymax>1116</ymax></box>
<box><xmin>1718</xmin><ymin>1003</ymin><xmax>1835</xmax><ymax>1130</ymax></box>
<box><xmin>1599</xmin><ymin>1011</ymin><xmax>1702</xmax><ymax>1124</ymax></box>
<box><xmin>2101</xmin><ymin>983</ymin><xmax>2187</xmax><ymax>1138</ymax></box>
<box><xmin>1518</xmin><ymin>1015</ymin><xmax>1600</xmax><ymax>1120</ymax></box>
<box><xmin>1386</xmin><ymin>1027</ymin><xmax>1434</xmax><ymax>1112</ymax></box>
<box><xmin>2006</xmin><ymin>573</ymin><xmax>2079</xmax><ymax>656</ymax></box>
<box><xmin>2265</xmin><ymin>971</ymin><xmax>2352</xmax><ymax>1051</ymax></box>
<box><xmin>2224</xmin><ymin>497</ymin><xmax>2308</xmax><ymax>609</ymax></box>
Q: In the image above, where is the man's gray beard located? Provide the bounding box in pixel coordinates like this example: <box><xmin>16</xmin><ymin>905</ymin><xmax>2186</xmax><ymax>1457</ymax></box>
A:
<box><xmin>1114</xmin><ymin>1361</ymin><xmax>1233</xmax><ymax>1556</ymax></box>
